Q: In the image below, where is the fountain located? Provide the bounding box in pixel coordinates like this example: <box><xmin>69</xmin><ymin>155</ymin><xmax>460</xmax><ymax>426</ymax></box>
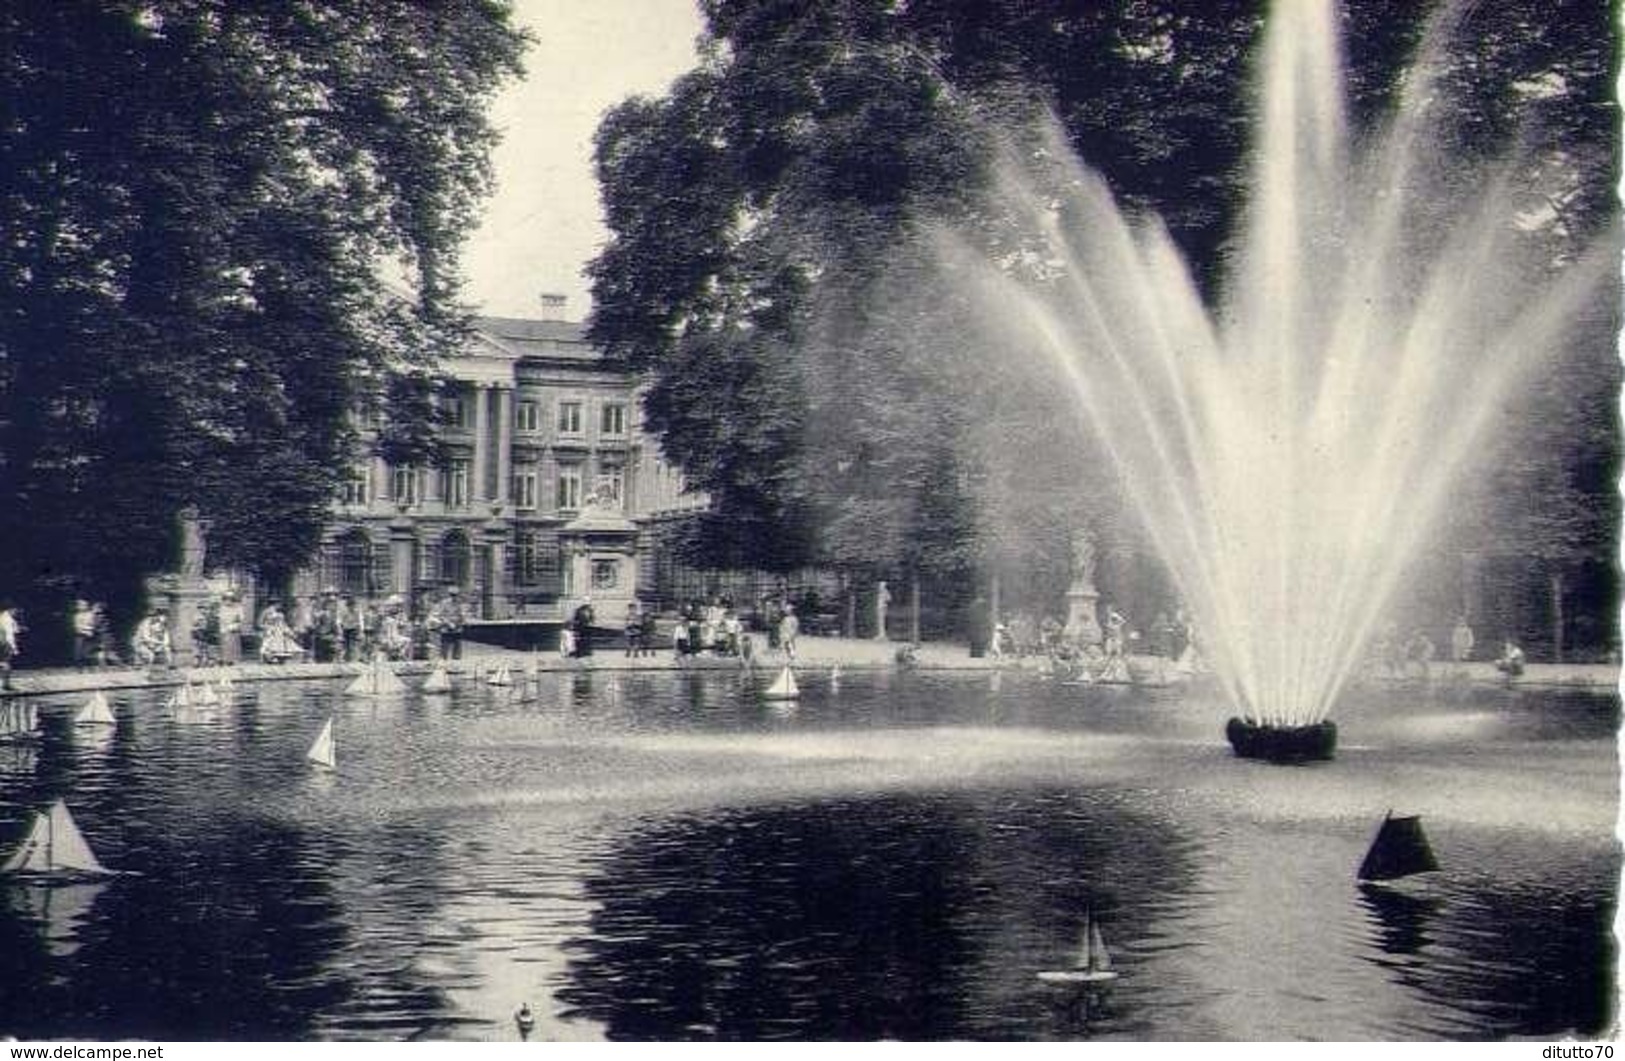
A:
<box><xmin>939</xmin><ymin>1</ymin><xmax>1613</xmax><ymax>761</ymax></box>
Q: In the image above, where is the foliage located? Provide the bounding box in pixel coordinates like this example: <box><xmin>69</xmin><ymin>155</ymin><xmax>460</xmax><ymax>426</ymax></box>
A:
<box><xmin>0</xmin><ymin>2</ymin><xmax>524</xmax><ymax>649</ymax></box>
<box><xmin>589</xmin><ymin>0</ymin><xmax>1616</xmax><ymax>605</ymax></box>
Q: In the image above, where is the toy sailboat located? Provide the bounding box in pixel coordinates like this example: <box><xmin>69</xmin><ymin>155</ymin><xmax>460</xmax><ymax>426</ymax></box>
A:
<box><xmin>1357</xmin><ymin>811</ymin><xmax>1440</xmax><ymax>883</ymax></box>
<box><xmin>345</xmin><ymin>658</ymin><xmax>404</xmax><ymax>696</ymax></box>
<box><xmin>1037</xmin><ymin>910</ymin><xmax>1119</xmax><ymax>985</ymax></box>
<box><xmin>0</xmin><ymin>701</ymin><xmax>40</xmax><ymax>741</ymax></box>
<box><xmin>306</xmin><ymin>718</ymin><xmax>336</xmax><ymax>770</ymax></box>
<box><xmin>763</xmin><ymin>665</ymin><xmax>799</xmax><ymax>701</ymax></box>
<box><xmin>422</xmin><ymin>663</ymin><xmax>453</xmax><ymax>693</ymax></box>
<box><xmin>486</xmin><ymin>663</ymin><xmax>513</xmax><ymax>687</ymax></box>
<box><xmin>2</xmin><ymin>799</ymin><xmax>114</xmax><ymax>878</ymax></box>
<box><xmin>830</xmin><ymin>664</ymin><xmax>842</xmax><ymax>691</ymax></box>
<box><xmin>74</xmin><ymin>691</ymin><xmax>115</xmax><ymax>727</ymax></box>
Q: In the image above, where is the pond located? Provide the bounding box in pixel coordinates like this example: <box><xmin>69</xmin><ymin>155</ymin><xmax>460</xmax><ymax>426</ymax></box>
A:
<box><xmin>0</xmin><ymin>668</ymin><xmax>1616</xmax><ymax>1040</ymax></box>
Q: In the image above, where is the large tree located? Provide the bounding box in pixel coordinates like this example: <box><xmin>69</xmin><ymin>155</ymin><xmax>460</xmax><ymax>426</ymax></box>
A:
<box><xmin>589</xmin><ymin>0</ymin><xmax>1617</xmax><ymax>627</ymax></box>
<box><xmin>0</xmin><ymin>2</ymin><xmax>525</xmax><ymax>653</ymax></box>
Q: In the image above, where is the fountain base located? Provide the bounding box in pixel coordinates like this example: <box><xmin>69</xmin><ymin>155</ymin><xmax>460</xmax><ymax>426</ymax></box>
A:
<box><xmin>1226</xmin><ymin>717</ymin><xmax>1337</xmax><ymax>764</ymax></box>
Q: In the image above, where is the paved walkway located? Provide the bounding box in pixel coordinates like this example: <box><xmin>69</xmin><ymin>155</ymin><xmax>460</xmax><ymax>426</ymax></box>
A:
<box><xmin>0</xmin><ymin>635</ymin><xmax>1614</xmax><ymax>698</ymax></box>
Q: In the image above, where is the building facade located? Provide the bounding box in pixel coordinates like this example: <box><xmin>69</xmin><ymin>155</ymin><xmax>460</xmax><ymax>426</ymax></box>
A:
<box><xmin>292</xmin><ymin>316</ymin><xmax>705</xmax><ymax>629</ymax></box>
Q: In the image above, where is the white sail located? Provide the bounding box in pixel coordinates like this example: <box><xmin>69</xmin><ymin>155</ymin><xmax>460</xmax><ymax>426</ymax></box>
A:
<box><xmin>422</xmin><ymin>664</ymin><xmax>452</xmax><ymax>693</ymax></box>
<box><xmin>23</xmin><ymin>703</ymin><xmax>38</xmax><ymax>734</ymax></box>
<box><xmin>192</xmin><ymin>680</ymin><xmax>220</xmax><ymax>707</ymax></box>
<box><xmin>74</xmin><ymin>692</ymin><xmax>115</xmax><ymax>726</ymax></box>
<box><xmin>764</xmin><ymin>666</ymin><xmax>799</xmax><ymax>700</ymax></box>
<box><xmin>307</xmin><ymin>718</ymin><xmax>336</xmax><ymax>769</ymax></box>
<box><xmin>1086</xmin><ymin>920</ymin><xmax>1113</xmax><ymax>974</ymax></box>
<box><xmin>2</xmin><ymin>799</ymin><xmax>110</xmax><ymax>877</ymax></box>
<box><xmin>830</xmin><ymin>664</ymin><xmax>842</xmax><ymax>689</ymax></box>
<box><xmin>487</xmin><ymin>663</ymin><xmax>512</xmax><ymax>687</ymax></box>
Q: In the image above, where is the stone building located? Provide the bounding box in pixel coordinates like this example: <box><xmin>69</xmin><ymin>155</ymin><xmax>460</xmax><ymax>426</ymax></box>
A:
<box><xmin>288</xmin><ymin>315</ymin><xmax>705</xmax><ymax>637</ymax></box>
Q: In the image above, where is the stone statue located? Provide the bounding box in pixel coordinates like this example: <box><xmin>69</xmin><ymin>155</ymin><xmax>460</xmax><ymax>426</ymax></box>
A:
<box><xmin>1071</xmin><ymin>531</ymin><xmax>1097</xmax><ymax>591</ymax></box>
<box><xmin>874</xmin><ymin>580</ymin><xmax>891</xmax><ymax>641</ymax></box>
<box><xmin>178</xmin><ymin>506</ymin><xmax>208</xmax><ymax>579</ymax></box>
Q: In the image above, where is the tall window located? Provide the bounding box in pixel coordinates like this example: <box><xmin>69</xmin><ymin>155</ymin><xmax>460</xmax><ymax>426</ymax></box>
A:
<box><xmin>512</xmin><ymin>466</ymin><xmax>538</xmax><ymax>510</ymax></box>
<box><xmin>600</xmin><ymin>402</ymin><xmax>626</xmax><ymax>437</ymax></box>
<box><xmin>443</xmin><ymin>393</ymin><xmax>470</xmax><ymax>429</ymax></box>
<box><xmin>392</xmin><ymin>465</ymin><xmax>419</xmax><ymax>505</ymax></box>
<box><xmin>514</xmin><ymin>531</ymin><xmax>539</xmax><ymax>586</ymax></box>
<box><xmin>558</xmin><ymin>400</ymin><xmax>583</xmax><ymax>436</ymax></box>
<box><xmin>441</xmin><ymin>530</ymin><xmax>471</xmax><ymax>588</ymax></box>
<box><xmin>597</xmin><ymin>467</ymin><xmax>624</xmax><ymax>509</ymax></box>
<box><xmin>339</xmin><ymin>468</ymin><xmax>370</xmax><ymax>506</ymax></box>
<box><xmin>446</xmin><ymin>459</ymin><xmax>472</xmax><ymax>507</ymax></box>
<box><xmin>516</xmin><ymin>400</ymin><xmax>540</xmax><ymax>432</ymax></box>
<box><xmin>556</xmin><ymin>464</ymin><xmax>582</xmax><ymax>511</ymax></box>
<box><xmin>336</xmin><ymin>530</ymin><xmax>372</xmax><ymax>597</ymax></box>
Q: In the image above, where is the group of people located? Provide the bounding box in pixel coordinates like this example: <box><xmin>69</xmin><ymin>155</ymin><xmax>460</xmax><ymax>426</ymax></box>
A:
<box><xmin>668</xmin><ymin>596</ymin><xmax>762</xmax><ymax>660</ymax></box>
<box><xmin>1366</xmin><ymin>616</ymin><xmax>1526</xmax><ymax>682</ymax></box>
<box><xmin>983</xmin><ymin>602</ymin><xmax>1200</xmax><ymax>685</ymax></box>
<box><xmin>121</xmin><ymin>586</ymin><xmax>471</xmax><ymax>669</ymax></box>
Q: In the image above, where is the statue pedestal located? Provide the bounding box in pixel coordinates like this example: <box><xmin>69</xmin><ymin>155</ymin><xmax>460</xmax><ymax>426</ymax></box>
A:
<box><xmin>1065</xmin><ymin>585</ymin><xmax>1102</xmax><ymax>646</ymax></box>
<box><xmin>148</xmin><ymin>575</ymin><xmax>214</xmax><ymax>668</ymax></box>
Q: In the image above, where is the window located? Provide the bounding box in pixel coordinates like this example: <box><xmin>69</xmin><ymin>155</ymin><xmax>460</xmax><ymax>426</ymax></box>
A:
<box><xmin>512</xmin><ymin>467</ymin><xmax>538</xmax><ymax>510</ymax></box>
<box><xmin>513</xmin><ymin>531</ymin><xmax>559</xmax><ymax>592</ymax></box>
<box><xmin>441</xmin><ymin>530</ymin><xmax>471</xmax><ymax>587</ymax></box>
<box><xmin>556</xmin><ymin>465</ymin><xmax>582</xmax><ymax>511</ymax></box>
<box><xmin>558</xmin><ymin>400</ymin><xmax>582</xmax><ymax>435</ymax></box>
<box><xmin>391</xmin><ymin>465</ymin><xmax>419</xmax><ymax>506</ymax></box>
<box><xmin>514</xmin><ymin>531</ymin><xmax>539</xmax><ymax>586</ymax></box>
<box><xmin>600</xmin><ymin>402</ymin><xmax>626</xmax><ymax>437</ymax></box>
<box><xmin>446</xmin><ymin>459</ymin><xmax>472</xmax><ymax>507</ymax></box>
<box><xmin>339</xmin><ymin>468</ymin><xmax>370</xmax><ymax>506</ymax></box>
<box><xmin>516</xmin><ymin>400</ymin><xmax>539</xmax><ymax>432</ymax></box>
<box><xmin>443</xmin><ymin>393</ymin><xmax>470</xmax><ymax>429</ymax></box>
<box><xmin>336</xmin><ymin>531</ymin><xmax>372</xmax><ymax>597</ymax></box>
<box><xmin>596</xmin><ymin>468</ymin><xmax>624</xmax><ymax>509</ymax></box>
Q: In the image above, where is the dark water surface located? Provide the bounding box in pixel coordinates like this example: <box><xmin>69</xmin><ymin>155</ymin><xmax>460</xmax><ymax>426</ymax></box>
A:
<box><xmin>0</xmin><ymin>668</ymin><xmax>1615</xmax><ymax>1040</ymax></box>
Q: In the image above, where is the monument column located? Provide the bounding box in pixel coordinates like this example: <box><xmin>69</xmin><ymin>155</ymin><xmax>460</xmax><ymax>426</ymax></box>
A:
<box><xmin>494</xmin><ymin>384</ymin><xmax>513</xmax><ymax>510</ymax></box>
<box><xmin>1064</xmin><ymin>530</ymin><xmax>1103</xmax><ymax>645</ymax></box>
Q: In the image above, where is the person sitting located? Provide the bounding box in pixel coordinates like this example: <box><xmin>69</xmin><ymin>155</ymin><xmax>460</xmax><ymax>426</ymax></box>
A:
<box><xmin>1494</xmin><ymin>639</ymin><xmax>1526</xmax><ymax>680</ymax></box>
<box><xmin>133</xmin><ymin>609</ymin><xmax>173</xmax><ymax>668</ymax></box>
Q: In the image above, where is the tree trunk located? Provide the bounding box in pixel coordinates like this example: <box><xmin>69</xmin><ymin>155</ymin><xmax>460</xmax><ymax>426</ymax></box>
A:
<box><xmin>909</xmin><ymin>572</ymin><xmax>921</xmax><ymax>644</ymax></box>
<box><xmin>1550</xmin><ymin>568</ymin><xmax>1566</xmax><ymax>664</ymax></box>
<box><xmin>989</xmin><ymin>570</ymin><xmax>1002</xmax><ymax>630</ymax></box>
<box><xmin>843</xmin><ymin>571</ymin><xmax>856</xmax><ymax>639</ymax></box>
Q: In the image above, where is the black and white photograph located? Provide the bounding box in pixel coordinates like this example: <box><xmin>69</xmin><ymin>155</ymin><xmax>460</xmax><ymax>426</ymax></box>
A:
<box><xmin>0</xmin><ymin>0</ymin><xmax>1617</xmax><ymax>1045</ymax></box>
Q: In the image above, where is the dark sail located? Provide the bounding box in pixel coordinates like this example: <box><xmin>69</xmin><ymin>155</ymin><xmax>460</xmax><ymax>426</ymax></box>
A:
<box><xmin>1357</xmin><ymin>812</ymin><xmax>1440</xmax><ymax>882</ymax></box>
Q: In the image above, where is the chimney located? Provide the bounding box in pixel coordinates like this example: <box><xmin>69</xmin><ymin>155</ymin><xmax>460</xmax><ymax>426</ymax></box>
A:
<box><xmin>539</xmin><ymin>293</ymin><xmax>567</xmax><ymax>320</ymax></box>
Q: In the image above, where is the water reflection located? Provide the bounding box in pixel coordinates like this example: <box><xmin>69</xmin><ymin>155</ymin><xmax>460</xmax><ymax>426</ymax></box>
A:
<box><xmin>0</xmin><ymin>670</ymin><xmax>1614</xmax><ymax>1040</ymax></box>
<box><xmin>557</xmin><ymin>790</ymin><xmax>1199</xmax><ymax>1040</ymax></box>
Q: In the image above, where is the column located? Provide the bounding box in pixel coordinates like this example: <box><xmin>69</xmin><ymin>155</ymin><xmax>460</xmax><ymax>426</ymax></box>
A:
<box><xmin>471</xmin><ymin>383</ymin><xmax>491</xmax><ymax>504</ymax></box>
<box><xmin>495</xmin><ymin>384</ymin><xmax>513</xmax><ymax>509</ymax></box>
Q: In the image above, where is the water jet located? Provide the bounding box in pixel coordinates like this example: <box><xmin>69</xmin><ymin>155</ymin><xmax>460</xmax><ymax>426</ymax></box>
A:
<box><xmin>937</xmin><ymin>0</ymin><xmax>1611</xmax><ymax>760</ymax></box>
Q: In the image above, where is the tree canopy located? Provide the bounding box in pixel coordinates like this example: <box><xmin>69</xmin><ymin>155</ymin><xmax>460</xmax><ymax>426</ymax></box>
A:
<box><xmin>0</xmin><ymin>2</ymin><xmax>525</xmax><ymax>647</ymax></box>
<box><xmin>588</xmin><ymin>0</ymin><xmax>1617</xmax><ymax>620</ymax></box>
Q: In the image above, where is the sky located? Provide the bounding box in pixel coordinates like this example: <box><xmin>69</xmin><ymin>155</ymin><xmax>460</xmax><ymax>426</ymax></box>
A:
<box><xmin>459</xmin><ymin>0</ymin><xmax>705</xmax><ymax>322</ymax></box>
